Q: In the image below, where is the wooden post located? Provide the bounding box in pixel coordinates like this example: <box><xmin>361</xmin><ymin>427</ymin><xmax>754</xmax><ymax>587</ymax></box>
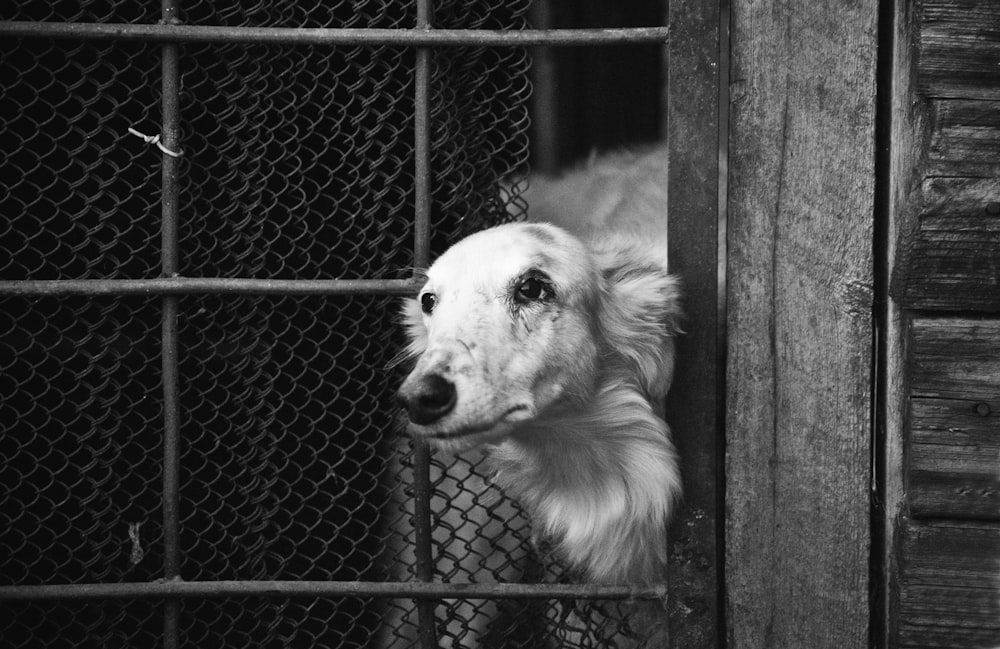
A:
<box><xmin>665</xmin><ymin>0</ymin><xmax>724</xmax><ymax>647</ymax></box>
<box><xmin>725</xmin><ymin>2</ymin><xmax>877</xmax><ymax>648</ymax></box>
<box><xmin>886</xmin><ymin>1</ymin><xmax>1000</xmax><ymax>644</ymax></box>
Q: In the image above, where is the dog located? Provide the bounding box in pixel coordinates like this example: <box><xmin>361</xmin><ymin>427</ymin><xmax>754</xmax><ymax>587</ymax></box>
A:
<box><xmin>391</xmin><ymin>144</ymin><xmax>680</xmax><ymax>644</ymax></box>
<box><xmin>398</xmin><ymin>145</ymin><xmax>680</xmax><ymax>584</ymax></box>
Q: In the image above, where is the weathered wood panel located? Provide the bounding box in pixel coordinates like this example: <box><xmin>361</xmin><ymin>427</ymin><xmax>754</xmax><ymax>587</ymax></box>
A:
<box><xmin>893</xmin><ymin>50</ymin><xmax>1000</xmax><ymax>311</ymax></box>
<box><xmin>891</xmin><ymin>132</ymin><xmax>1000</xmax><ymax>310</ymax></box>
<box><xmin>896</xmin><ymin>519</ymin><xmax>1000</xmax><ymax>648</ymax></box>
<box><xmin>892</xmin><ymin>34</ymin><xmax>1000</xmax><ymax>311</ymax></box>
<box><xmin>884</xmin><ymin>1</ymin><xmax>928</xmax><ymax>646</ymax></box>
<box><xmin>726</xmin><ymin>1</ymin><xmax>875</xmax><ymax>648</ymax></box>
<box><xmin>921</xmin><ymin>177</ymin><xmax>1000</xmax><ymax>219</ymax></box>
<box><xmin>910</xmin><ymin>318</ymin><xmax>1000</xmax><ymax>400</ymax></box>
<box><xmin>907</xmin><ymin>317</ymin><xmax>1000</xmax><ymax>520</ymax></box>
<box><xmin>909</xmin><ymin>397</ymin><xmax>1000</xmax><ymax>519</ymax></box>
<box><xmin>918</xmin><ymin>0</ymin><xmax>1000</xmax><ymax>100</ymax></box>
<box><xmin>891</xmin><ymin>229</ymin><xmax>1000</xmax><ymax>312</ymax></box>
<box><xmin>891</xmin><ymin>3</ymin><xmax>1000</xmax><ymax>649</ymax></box>
<box><xmin>664</xmin><ymin>0</ymin><xmax>722</xmax><ymax>647</ymax></box>
<box><xmin>927</xmin><ymin>99</ymin><xmax>1000</xmax><ymax>178</ymax></box>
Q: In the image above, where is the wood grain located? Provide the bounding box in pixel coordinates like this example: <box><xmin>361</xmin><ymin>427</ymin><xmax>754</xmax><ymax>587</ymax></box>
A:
<box><xmin>665</xmin><ymin>0</ymin><xmax>722</xmax><ymax>646</ymax></box>
<box><xmin>907</xmin><ymin>317</ymin><xmax>1000</xmax><ymax>520</ymax></box>
<box><xmin>919</xmin><ymin>177</ymin><xmax>1000</xmax><ymax>223</ymax></box>
<box><xmin>896</xmin><ymin>519</ymin><xmax>1000</xmax><ymax>648</ymax></box>
<box><xmin>890</xmin><ymin>3</ymin><xmax>1000</xmax><ymax>648</ymax></box>
<box><xmin>918</xmin><ymin>0</ymin><xmax>1000</xmax><ymax>100</ymax></box>
<box><xmin>726</xmin><ymin>1</ymin><xmax>876</xmax><ymax>648</ymax></box>
<box><xmin>892</xmin><ymin>9</ymin><xmax>1000</xmax><ymax>312</ymax></box>
<box><xmin>909</xmin><ymin>397</ymin><xmax>1000</xmax><ymax>520</ymax></box>
<box><xmin>892</xmin><ymin>232</ymin><xmax>1000</xmax><ymax>311</ymax></box>
<box><xmin>910</xmin><ymin>318</ymin><xmax>1000</xmax><ymax>400</ymax></box>
<box><xmin>927</xmin><ymin>100</ymin><xmax>1000</xmax><ymax>178</ymax></box>
<box><xmin>884</xmin><ymin>1</ymin><xmax>928</xmax><ymax>646</ymax></box>
<box><xmin>891</xmin><ymin>113</ymin><xmax>1000</xmax><ymax>308</ymax></box>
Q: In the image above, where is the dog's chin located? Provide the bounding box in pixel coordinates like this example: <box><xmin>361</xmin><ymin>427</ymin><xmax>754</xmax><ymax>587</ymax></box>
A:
<box><xmin>407</xmin><ymin>406</ymin><xmax>532</xmax><ymax>453</ymax></box>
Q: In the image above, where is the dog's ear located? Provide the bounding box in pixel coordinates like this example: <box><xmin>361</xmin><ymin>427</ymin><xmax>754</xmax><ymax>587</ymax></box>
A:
<box><xmin>388</xmin><ymin>297</ymin><xmax>428</xmax><ymax>369</ymax></box>
<box><xmin>597</xmin><ymin>244</ymin><xmax>682</xmax><ymax>398</ymax></box>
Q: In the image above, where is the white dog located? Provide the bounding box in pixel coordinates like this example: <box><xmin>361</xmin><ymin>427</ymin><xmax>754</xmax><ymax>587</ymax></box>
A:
<box><xmin>398</xmin><ymin>145</ymin><xmax>681</xmax><ymax>587</ymax></box>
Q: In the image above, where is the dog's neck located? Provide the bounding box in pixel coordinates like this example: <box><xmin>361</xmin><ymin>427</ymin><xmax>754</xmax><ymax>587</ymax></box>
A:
<box><xmin>485</xmin><ymin>377</ymin><xmax>679</xmax><ymax>585</ymax></box>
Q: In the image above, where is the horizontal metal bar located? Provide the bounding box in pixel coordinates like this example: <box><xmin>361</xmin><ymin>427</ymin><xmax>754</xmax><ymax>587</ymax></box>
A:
<box><xmin>0</xmin><ymin>580</ymin><xmax>667</xmax><ymax>602</ymax></box>
<box><xmin>0</xmin><ymin>277</ymin><xmax>422</xmax><ymax>297</ymax></box>
<box><xmin>0</xmin><ymin>21</ymin><xmax>669</xmax><ymax>47</ymax></box>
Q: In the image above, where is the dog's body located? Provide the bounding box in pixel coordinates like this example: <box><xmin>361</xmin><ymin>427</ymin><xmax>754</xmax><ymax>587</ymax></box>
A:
<box><xmin>378</xmin><ymin>148</ymin><xmax>680</xmax><ymax>648</ymax></box>
<box><xmin>398</xmin><ymin>145</ymin><xmax>680</xmax><ymax>586</ymax></box>
<box><xmin>516</xmin><ymin>145</ymin><xmax>670</xmax><ymax>250</ymax></box>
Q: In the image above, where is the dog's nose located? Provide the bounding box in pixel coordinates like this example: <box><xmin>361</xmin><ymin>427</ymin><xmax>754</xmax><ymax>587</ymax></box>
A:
<box><xmin>397</xmin><ymin>373</ymin><xmax>457</xmax><ymax>425</ymax></box>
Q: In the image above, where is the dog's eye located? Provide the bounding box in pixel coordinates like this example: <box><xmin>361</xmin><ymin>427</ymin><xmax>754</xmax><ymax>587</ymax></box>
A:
<box><xmin>420</xmin><ymin>292</ymin><xmax>437</xmax><ymax>314</ymax></box>
<box><xmin>515</xmin><ymin>276</ymin><xmax>547</xmax><ymax>302</ymax></box>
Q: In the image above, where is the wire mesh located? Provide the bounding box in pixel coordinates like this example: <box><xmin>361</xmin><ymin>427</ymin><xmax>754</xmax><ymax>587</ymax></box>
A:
<box><xmin>0</xmin><ymin>1</ymin><xmax>663</xmax><ymax>647</ymax></box>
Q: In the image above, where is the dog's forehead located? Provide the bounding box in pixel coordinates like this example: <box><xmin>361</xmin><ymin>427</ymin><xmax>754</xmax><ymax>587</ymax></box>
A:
<box><xmin>427</xmin><ymin>223</ymin><xmax>582</xmax><ymax>283</ymax></box>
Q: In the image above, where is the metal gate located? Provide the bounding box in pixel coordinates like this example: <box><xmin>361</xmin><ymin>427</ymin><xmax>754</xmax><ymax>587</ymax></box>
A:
<box><xmin>0</xmin><ymin>2</ymin><xmax>674</xmax><ymax>648</ymax></box>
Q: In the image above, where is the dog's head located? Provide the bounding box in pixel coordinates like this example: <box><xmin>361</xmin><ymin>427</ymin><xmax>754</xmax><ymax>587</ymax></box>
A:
<box><xmin>396</xmin><ymin>222</ymin><xmax>679</xmax><ymax>452</ymax></box>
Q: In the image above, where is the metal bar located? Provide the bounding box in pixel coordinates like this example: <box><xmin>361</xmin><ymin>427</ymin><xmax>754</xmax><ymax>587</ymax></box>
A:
<box><xmin>160</xmin><ymin>2</ymin><xmax>182</xmax><ymax>648</ymax></box>
<box><xmin>163</xmin><ymin>300</ymin><xmax>181</xmax><ymax>647</ymax></box>
<box><xmin>527</xmin><ymin>0</ymin><xmax>559</xmax><ymax>174</ymax></box>
<box><xmin>0</xmin><ymin>277</ymin><xmax>423</xmax><ymax>297</ymax></box>
<box><xmin>412</xmin><ymin>35</ymin><xmax>431</xmax><ymax>272</ymax></box>
<box><xmin>0</xmin><ymin>21</ymin><xmax>670</xmax><ymax>46</ymax></box>
<box><xmin>411</xmin><ymin>3</ymin><xmax>437</xmax><ymax>646</ymax></box>
<box><xmin>411</xmin><ymin>440</ymin><xmax>438</xmax><ymax>648</ymax></box>
<box><xmin>0</xmin><ymin>580</ymin><xmax>668</xmax><ymax>602</ymax></box>
<box><xmin>161</xmin><ymin>38</ymin><xmax>182</xmax><ymax>589</ymax></box>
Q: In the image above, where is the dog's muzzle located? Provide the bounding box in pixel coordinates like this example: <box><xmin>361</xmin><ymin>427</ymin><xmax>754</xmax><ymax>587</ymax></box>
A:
<box><xmin>397</xmin><ymin>373</ymin><xmax>457</xmax><ymax>425</ymax></box>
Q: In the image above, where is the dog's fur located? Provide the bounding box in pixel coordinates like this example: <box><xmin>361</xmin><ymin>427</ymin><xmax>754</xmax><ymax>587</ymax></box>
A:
<box><xmin>397</xmin><ymin>145</ymin><xmax>681</xmax><ymax>587</ymax></box>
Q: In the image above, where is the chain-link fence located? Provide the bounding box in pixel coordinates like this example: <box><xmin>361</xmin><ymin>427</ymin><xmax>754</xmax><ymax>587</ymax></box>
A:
<box><xmin>0</xmin><ymin>2</ymin><xmax>670</xmax><ymax>647</ymax></box>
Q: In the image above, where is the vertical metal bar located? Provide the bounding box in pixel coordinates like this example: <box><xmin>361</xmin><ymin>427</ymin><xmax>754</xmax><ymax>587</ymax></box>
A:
<box><xmin>161</xmin><ymin>1</ymin><xmax>183</xmax><ymax>648</ymax></box>
<box><xmin>412</xmin><ymin>1</ymin><xmax>432</xmax><ymax>272</ymax></box>
<box><xmin>528</xmin><ymin>0</ymin><xmax>559</xmax><ymax>173</ymax></box>
<box><xmin>715</xmin><ymin>2</ymin><xmax>730</xmax><ymax>646</ymax></box>
<box><xmin>411</xmin><ymin>441</ymin><xmax>437</xmax><ymax>648</ymax></box>
<box><xmin>412</xmin><ymin>3</ymin><xmax>438</xmax><ymax>649</ymax></box>
<box><xmin>664</xmin><ymin>0</ymin><xmax>724</xmax><ymax>646</ymax></box>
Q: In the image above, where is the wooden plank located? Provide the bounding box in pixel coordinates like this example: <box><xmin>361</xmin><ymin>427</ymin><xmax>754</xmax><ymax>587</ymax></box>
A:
<box><xmin>927</xmin><ymin>99</ymin><xmax>1000</xmax><ymax>178</ymax></box>
<box><xmin>884</xmin><ymin>1</ymin><xmax>929</xmax><ymax>646</ymax></box>
<box><xmin>891</xmin><ymin>177</ymin><xmax>1000</xmax><ymax>311</ymax></box>
<box><xmin>726</xmin><ymin>1</ymin><xmax>875</xmax><ymax>648</ymax></box>
<box><xmin>892</xmin><ymin>230</ymin><xmax>1000</xmax><ymax>310</ymax></box>
<box><xmin>907</xmin><ymin>317</ymin><xmax>1000</xmax><ymax>520</ymax></box>
<box><xmin>902</xmin><ymin>7</ymin><xmax>1000</xmax><ymax>305</ymax></box>
<box><xmin>908</xmin><ymin>397</ymin><xmax>1000</xmax><ymax>520</ymax></box>
<box><xmin>896</xmin><ymin>519</ymin><xmax>1000</xmax><ymax>648</ymax></box>
<box><xmin>891</xmin><ymin>101</ymin><xmax>1000</xmax><ymax>310</ymax></box>
<box><xmin>664</xmin><ymin>0</ymin><xmax>722</xmax><ymax>647</ymax></box>
<box><xmin>910</xmin><ymin>318</ymin><xmax>1000</xmax><ymax>400</ymax></box>
<box><xmin>918</xmin><ymin>0</ymin><xmax>1000</xmax><ymax>100</ymax></box>
<box><xmin>921</xmin><ymin>177</ymin><xmax>1000</xmax><ymax>220</ymax></box>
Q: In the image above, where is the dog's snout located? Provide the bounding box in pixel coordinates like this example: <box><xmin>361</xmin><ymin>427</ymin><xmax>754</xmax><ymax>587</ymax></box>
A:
<box><xmin>398</xmin><ymin>373</ymin><xmax>457</xmax><ymax>425</ymax></box>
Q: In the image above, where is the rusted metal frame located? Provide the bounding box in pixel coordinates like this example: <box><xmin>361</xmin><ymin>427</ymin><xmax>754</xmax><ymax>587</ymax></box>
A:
<box><xmin>160</xmin><ymin>1</ymin><xmax>182</xmax><ymax>648</ymax></box>
<box><xmin>0</xmin><ymin>277</ymin><xmax>424</xmax><ymax>297</ymax></box>
<box><xmin>0</xmin><ymin>21</ymin><xmax>670</xmax><ymax>46</ymax></box>
<box><xmin>411</xmin><ymin>2</ymin><xmax>437</xmax><ymax>647</ymax></box>
<box><xmin>0</xmin><ymin>580</ymin><xmax>667</xmax><ymax>602</ymax></box>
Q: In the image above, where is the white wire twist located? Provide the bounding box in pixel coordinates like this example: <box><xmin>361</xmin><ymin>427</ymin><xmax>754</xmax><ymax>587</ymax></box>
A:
<box><xmin>127</xmin><ymin>126</ymin><xmax>183</xmax><ymax>158</ymax></box>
